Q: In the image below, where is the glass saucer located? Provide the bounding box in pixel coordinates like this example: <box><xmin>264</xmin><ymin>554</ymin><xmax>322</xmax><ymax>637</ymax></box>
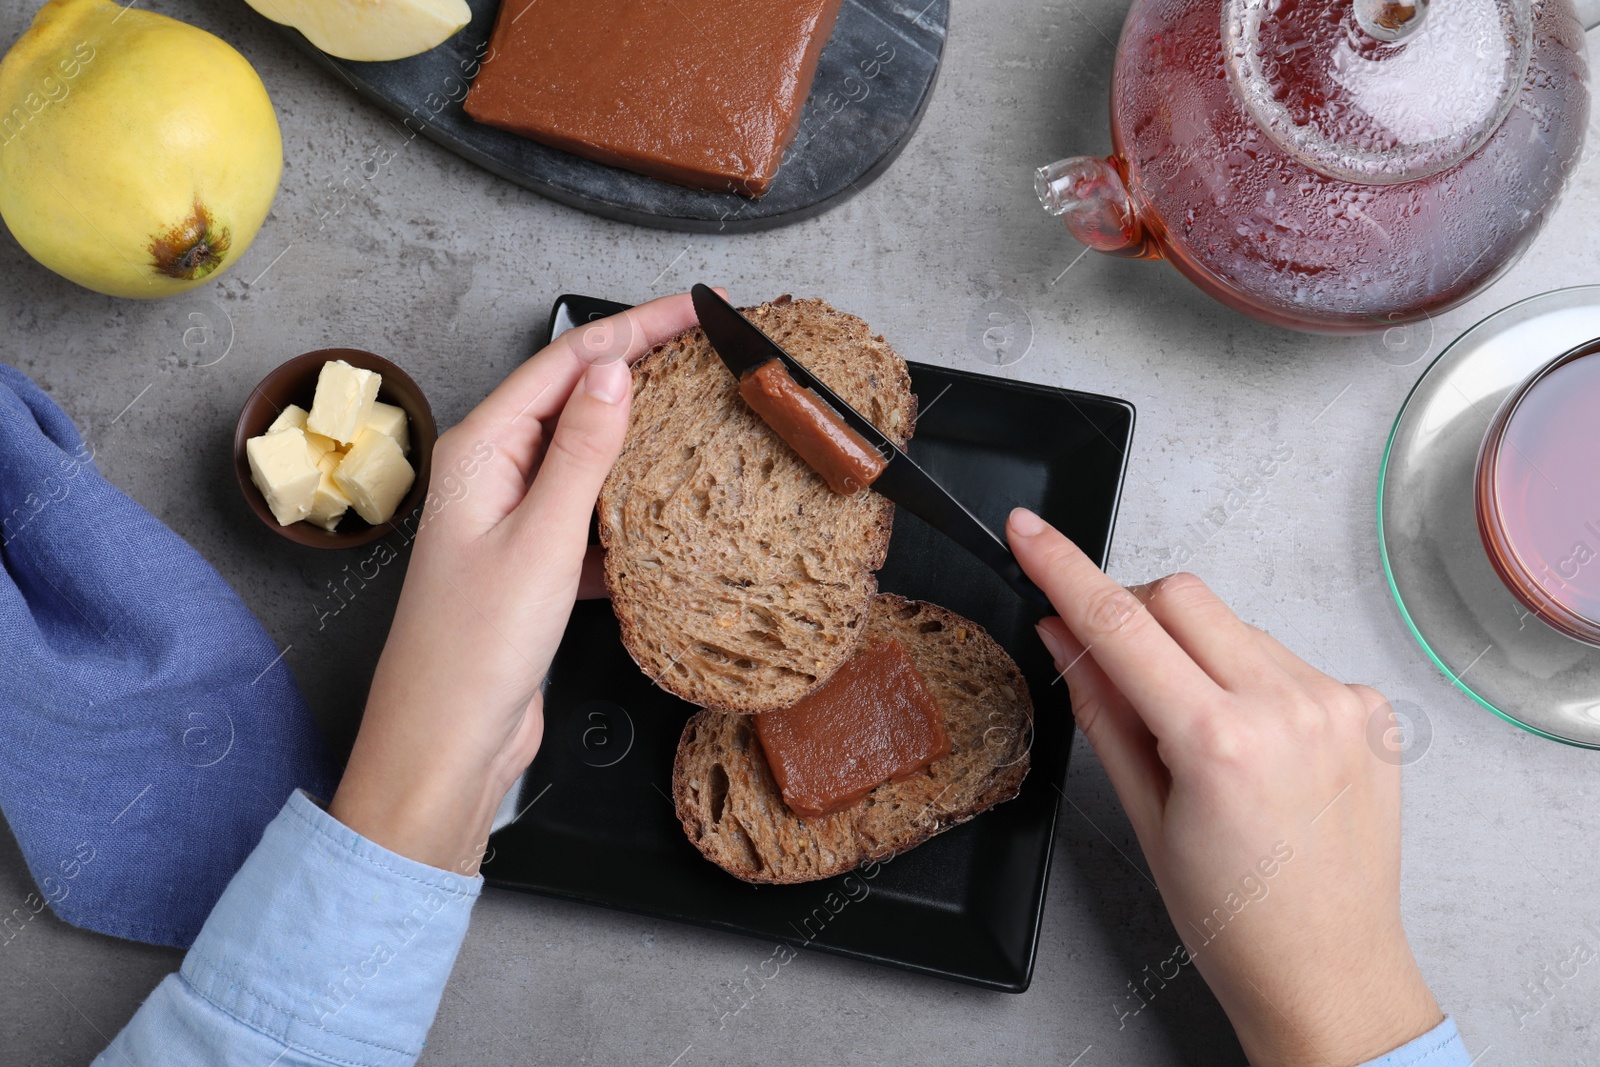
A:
<box><xmin>1379</xmin><ymin>286</ymin><xmax>1600</xmax><ymax>748</ymax></box>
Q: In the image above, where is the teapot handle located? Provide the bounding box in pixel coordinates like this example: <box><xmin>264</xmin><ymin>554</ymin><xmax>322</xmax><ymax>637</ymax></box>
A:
<box><xmin>1035</xmin><ymin>156</ymin><xmax>1160</xmax><ymax>259</ymax></box>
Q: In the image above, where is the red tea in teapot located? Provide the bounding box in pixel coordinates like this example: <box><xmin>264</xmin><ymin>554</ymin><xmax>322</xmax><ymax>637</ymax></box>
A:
<box><xmin>1041</xmin><ymin>0</ymin><xmax>1590</xmax><ymax>332</ymax></box>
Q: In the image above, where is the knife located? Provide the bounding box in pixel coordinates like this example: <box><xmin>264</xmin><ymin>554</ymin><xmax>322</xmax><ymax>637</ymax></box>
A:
<box><xmin>691</xmin><ymin>284</ymin><xmax>1053</xmax><ymax>613</ymax></box>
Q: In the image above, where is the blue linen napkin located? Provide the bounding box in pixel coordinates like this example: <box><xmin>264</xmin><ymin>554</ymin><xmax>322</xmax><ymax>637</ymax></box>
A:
<box><xmin>0</xmin><ymin>362</ymin><xmax>338</xmax><ymax>949</ymax></box>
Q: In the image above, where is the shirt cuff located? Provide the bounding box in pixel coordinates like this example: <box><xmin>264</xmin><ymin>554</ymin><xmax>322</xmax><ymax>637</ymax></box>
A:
<box><xmin>1362</xmin><ymin>1017</ymin><xmax>1472</xmax><ymax>1067</ymax></box>
<box><xmin>178</xmin><ymin>789</ymin><xmax>481</xmax><ymax>1067</ymax></box>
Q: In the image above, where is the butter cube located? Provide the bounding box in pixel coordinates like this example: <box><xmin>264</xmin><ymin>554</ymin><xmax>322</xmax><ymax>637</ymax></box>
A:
<box><xmin>333</xmin><ymin>429</ymin><xmax>415</xmax><ymax>524</ymax></box>
<box><xmin>266</xmin><ymin>404</ymin><xmax>309</xmax><ymax>435</ymax></box>
<box><xmin>306</xmin><ymin>360</ymin><xmax>381</xmax><ymax>446</ymax></box>
<box><xmin>303</xmin><ymin>428</ymin><xmax>341</xmax><ymax>463</ymax></box>
<box><xmin>308</xmin><ymin>452</ymin><xmax>351</xmax><ymax>532</ymax></box>
<box><xmin>246</xmin><ymin>428</ymin><xmax>322</xmax><ymax>526</ymax></box>
<box><xmin>270</xmin><ymin>404</ymin><xmax>339</xmax><ymax>461</ymax></box>
<box><xmin>272</xmin><ymin>396</ymin><xmax>344</xmax><ymax>454</ymax></box>
<box><xmin>362</xmin><ymin>400</ymin><xmax>410</xmax><ymax>454</ymax></box>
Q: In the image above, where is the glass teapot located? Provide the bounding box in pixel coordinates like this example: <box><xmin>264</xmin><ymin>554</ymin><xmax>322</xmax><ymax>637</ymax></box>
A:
<box><xmin>1037</xmin><ymin>0</ymin><xmax>1596</xmax><ymax>332</ymax></box>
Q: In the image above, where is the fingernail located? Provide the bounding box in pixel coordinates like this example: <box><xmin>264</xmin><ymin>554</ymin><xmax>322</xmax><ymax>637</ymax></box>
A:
<box><xmin>1009</xmin><ymin>507</ymin><xmax>1046</xmax><ymax>536</ymax></box>
<box><xmin>584</xmin><ymin>359</ymin><xmax>629</xmax><ymax>404</ymax></box>
<box><xmin>1035</xmin><ymin>622</ymin><xmax>1066</xmax><ymax>667</ymax></box>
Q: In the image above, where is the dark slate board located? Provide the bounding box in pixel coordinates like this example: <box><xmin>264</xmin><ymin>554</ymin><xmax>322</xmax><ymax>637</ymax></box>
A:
<box><xmin>273</xmin><ymin>0</ymin><xmax>949</xmax><ymax>232</ymax></box>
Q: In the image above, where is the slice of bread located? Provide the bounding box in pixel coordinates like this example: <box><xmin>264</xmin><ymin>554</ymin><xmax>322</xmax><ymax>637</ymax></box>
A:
<box><xmin>598</xmin><ymin>296</ymin><xmax>917</xmax><ymax>713</ymax></box>
<box><xmin>673</xmin><ymin>594</ymin><xmax>1034</xmax><ymax>884</ymax></box>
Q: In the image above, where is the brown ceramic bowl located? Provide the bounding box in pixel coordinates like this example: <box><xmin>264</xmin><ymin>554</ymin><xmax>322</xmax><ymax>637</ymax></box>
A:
<box><xmin>234</xmin><ymin>348</ymin><xmax>437</xmax><ymax>549</ymax></box>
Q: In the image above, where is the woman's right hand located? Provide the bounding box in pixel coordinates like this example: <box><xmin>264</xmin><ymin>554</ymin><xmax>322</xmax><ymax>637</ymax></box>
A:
<box><xmin>1007</xmin><ymin>508</ymin><xmax>1441</xmax><ymax>1067</ymax></box>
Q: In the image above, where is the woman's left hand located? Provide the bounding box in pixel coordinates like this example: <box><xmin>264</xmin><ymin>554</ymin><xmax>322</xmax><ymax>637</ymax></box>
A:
<box><xmin>329</xmin><ymin>294</ymin><xmax>702</xmax><ymax>874</ymax></box>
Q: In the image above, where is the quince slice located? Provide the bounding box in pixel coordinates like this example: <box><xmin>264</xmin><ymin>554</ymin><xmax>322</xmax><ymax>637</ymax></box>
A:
<box><xmin>244</xmin><ymin>0</ymin><xmax>471</xmax><ymax>62</ymax></box>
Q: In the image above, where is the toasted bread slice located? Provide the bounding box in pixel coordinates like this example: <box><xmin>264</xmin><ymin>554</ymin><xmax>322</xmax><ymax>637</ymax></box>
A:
<box><xmin>598</xmin><ymin>296</ymin><xmax>916</xmax><ymax>713</ymax></box>
<box><xmin>673</xmin><ymin>595</ymin><xmax>1033</xmax><ymax>884</ymax></box>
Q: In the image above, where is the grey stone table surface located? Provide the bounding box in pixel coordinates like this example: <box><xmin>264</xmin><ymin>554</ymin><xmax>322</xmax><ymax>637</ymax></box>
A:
<box><xmin>2</xmin><ymin>1</ymin><xmax>1597</xmax><ymax>1064</ymax></box>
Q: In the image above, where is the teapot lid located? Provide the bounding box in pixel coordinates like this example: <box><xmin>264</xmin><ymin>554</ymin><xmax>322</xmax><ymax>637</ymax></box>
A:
<box><xmin>1224</xmin><ymin>0</ymin><xmax>1532</xmax><ymax>184</ymax></box>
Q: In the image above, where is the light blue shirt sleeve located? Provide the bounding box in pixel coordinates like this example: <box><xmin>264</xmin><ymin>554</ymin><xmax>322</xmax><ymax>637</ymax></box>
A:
<box><xmin>91</xmin><ymin>787</ymin><xmax>1471</xmax><ymax>1067</ymax></box>
<box><xmin>94</xmin><ymin>789</ymin><xmax>480</xmax><ymax>1067</ymax></box>
<box><xmin>1360</xmin><ymin>1017</ymin><xmax>1471</xmax><ymax>1067</ymax></box>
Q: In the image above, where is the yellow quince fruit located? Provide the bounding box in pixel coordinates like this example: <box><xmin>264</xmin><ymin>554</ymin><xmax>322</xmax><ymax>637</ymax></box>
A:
<box><xmin>0</xmin><ymin>0</ymin><xmax>283</xmax><ymax>298</ymax></box>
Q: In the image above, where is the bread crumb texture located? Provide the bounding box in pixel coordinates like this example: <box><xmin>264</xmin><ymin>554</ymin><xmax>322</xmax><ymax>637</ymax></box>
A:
<box><xmin>673</xmin><ymin>595</ymin><xmax>1033</xmax><ymax>883</ymax></box>
<box><xmin>599</xmin><ymin>298</ymin><xmax>917</xmax><ymax>713</ymax></box>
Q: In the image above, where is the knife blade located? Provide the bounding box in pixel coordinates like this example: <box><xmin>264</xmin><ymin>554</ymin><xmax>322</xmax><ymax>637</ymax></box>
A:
<box><xmin>691</xmin><ymin>284</ymin><xmax>1052</xmax><ymax>613</ymax></box>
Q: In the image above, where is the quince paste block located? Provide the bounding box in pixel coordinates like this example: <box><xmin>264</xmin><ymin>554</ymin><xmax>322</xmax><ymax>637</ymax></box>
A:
<box><xmin>463</xmin><ymin>0</ymin><xmax>843</xmax><ymax>197</ymax></box>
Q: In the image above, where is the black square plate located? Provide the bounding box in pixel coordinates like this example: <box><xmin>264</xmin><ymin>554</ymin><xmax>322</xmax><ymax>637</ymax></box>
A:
<box><xmin>482</xmin><ymin>295</ymin><xmax>1135</xmax><ymax>992</ymax></box>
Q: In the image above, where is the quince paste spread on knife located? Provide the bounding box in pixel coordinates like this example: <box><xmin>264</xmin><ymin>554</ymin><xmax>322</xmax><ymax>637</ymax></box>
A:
<box><xmin>464</xmin><ymin>0</ymin><xmax>843</xmax><ymax>196</ymax></box>
<box><xmin>598</xmin><ymin>296</ymin><xmax>1032</xmax><ymax>884</ymax></box>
